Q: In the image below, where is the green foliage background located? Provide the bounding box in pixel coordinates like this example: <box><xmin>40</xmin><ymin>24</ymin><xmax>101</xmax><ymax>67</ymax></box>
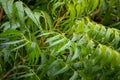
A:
<box><xmin>0</xmin><ymin>0</ymin><xmax>120</xmax><ymax>80</ymax></box>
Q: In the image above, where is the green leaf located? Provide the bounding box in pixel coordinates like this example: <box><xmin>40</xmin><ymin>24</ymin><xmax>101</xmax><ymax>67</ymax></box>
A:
<box><xmin>67</xmin><ymin>3</ymin><xmax>76</xmax><ymax>21</ymax></box>
<box><xmin>28</xmin><ymin>44</ymin><xmax>41</xmax><ymax>64</ymax></box>
<box><xmin>45</xmin><ymin>34</ymin><xmax>61</xmax><ymax>43</ymax></box>
<box><xmin>0</xmin><ymin>0</ymin><xmax>14</xmax><ymax>19</ymax></box>
<box><xmin>49</xmin><ymin>38</ymin><xmax>67</xmax><ymax>47</ymax></box>
<box><xmin>24</xmin><ymin>7</ymin><xmax>42</xmax><ymax>30</ymax></box>
<box><xmin>0</xmin><ymin>30</ymin><xmax>22</xmax><ymax>37</ymax></box>
<box><xmin>26</xmin><ymin>42</ymin><xmax>37</xmax><ymax>53</ymax></box>
<box><xmin>41</xmin><ymin>11</ymin><xmax>53</xmax><ymax>30</ymax></box>
<box><xmin>69</xmin><ymin>71</ymin><xmax>78</xmax><ymax>80</ymax></box>
<box><xmin>101</xmin><ymin>48</ymin><xmax>113</xmax><ymax>66</ymax></box>
<box><xmin>104</xmin><ymin>28</ymin><xmax>112</xmax><ymax>42</ymax></box>
<box><xmin>77</xmin><ymin>36</ymin><xmax>87</xmax><ymax>46</ymax></box>
<box><xmin>53</xmin><ymin>64</ymin><xmax>69</xmax><ymax>76</ymax></box>
<box><xmin>37</xmin><ymin>32</ymin><xmax>55</xmax><ymax>38</ymax></box>
<box><xmin>11</xmin><ymin>42</ymin><xmax>29</xmax><ymax>51</ymax></box>
<box><xmin>92</xmin><ymin>0</ymin><xmax>99</xmax><ymax>11</ymax></box>
<box><xmin>52</xmin><ymin>2</ymin><xmax>64</xmax><ymax>16</ymax></box>
<box><xmin>71</xmin><ymin>33</ymin><xmax>80</xmax><ymax>42</ymax></box>
<box><xmin>71</xmin><ymin>45</ymin><xmax>81</xmax><ymax>61</ymax></box>
<box><xmin>16</xmin><ymin>73</ymin><xmax>34</xmax><ymax>79</ymax></box>
<box><xmin>2</xmin><ymin>39</ymin><xmax>25</xmax><ymax>44</ymax></box>
<box><xmin>57</xmin><ymin>40</ymin><xmax>72</xmax><ymax>53</ymax></box>
<box><xmin>15</xmin><ymin>1</ymin><xmax>24</xmax><ymax>24</ymax></box>
<box><xmin>76</xmin><ymin>4</ymin><xmax>82</xmax><ymax>17</ymax></box>
<box><xmin>112</xmin><ymin>30</ymin><xmax>120</xmax><ymax>46</ymax></box>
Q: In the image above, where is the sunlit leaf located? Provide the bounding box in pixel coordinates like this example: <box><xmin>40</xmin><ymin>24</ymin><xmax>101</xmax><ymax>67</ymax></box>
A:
<box><xmin>49</xmin><ymin>38</ymin><xmax>67</xmax><ymax>47</ymax></box>
<box><xmin>71</xmin><ymin>45</ymin><xmax>81</xmax><ymax>61</ymax></box>
<box><xmin>2</xmin><ymin>39</ymin><xmax>25</xmax><ymax>44</ymax></box>
<box><xmin>24</xmin><ymin>7</ymin><xmax>42</xmax><ymax>30</ymax></box>
<box><xmin>15</xmin><ymin>1</ymin><xmax>25</xmax><ymax>24</ymax></box>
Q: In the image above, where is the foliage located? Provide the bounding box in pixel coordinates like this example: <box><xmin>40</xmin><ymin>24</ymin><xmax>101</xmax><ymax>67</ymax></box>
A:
<box><xmin>0</xmin><ymin>0</ymin><xmax>120</xmax><ymax>80</ymax></box>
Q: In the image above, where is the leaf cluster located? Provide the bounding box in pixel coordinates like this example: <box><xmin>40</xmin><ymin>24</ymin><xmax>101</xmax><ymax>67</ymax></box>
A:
<box><xmin>0</xmin><ymin>0</ymin><xmax>120</xmax><ymax>80</ymax></box>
